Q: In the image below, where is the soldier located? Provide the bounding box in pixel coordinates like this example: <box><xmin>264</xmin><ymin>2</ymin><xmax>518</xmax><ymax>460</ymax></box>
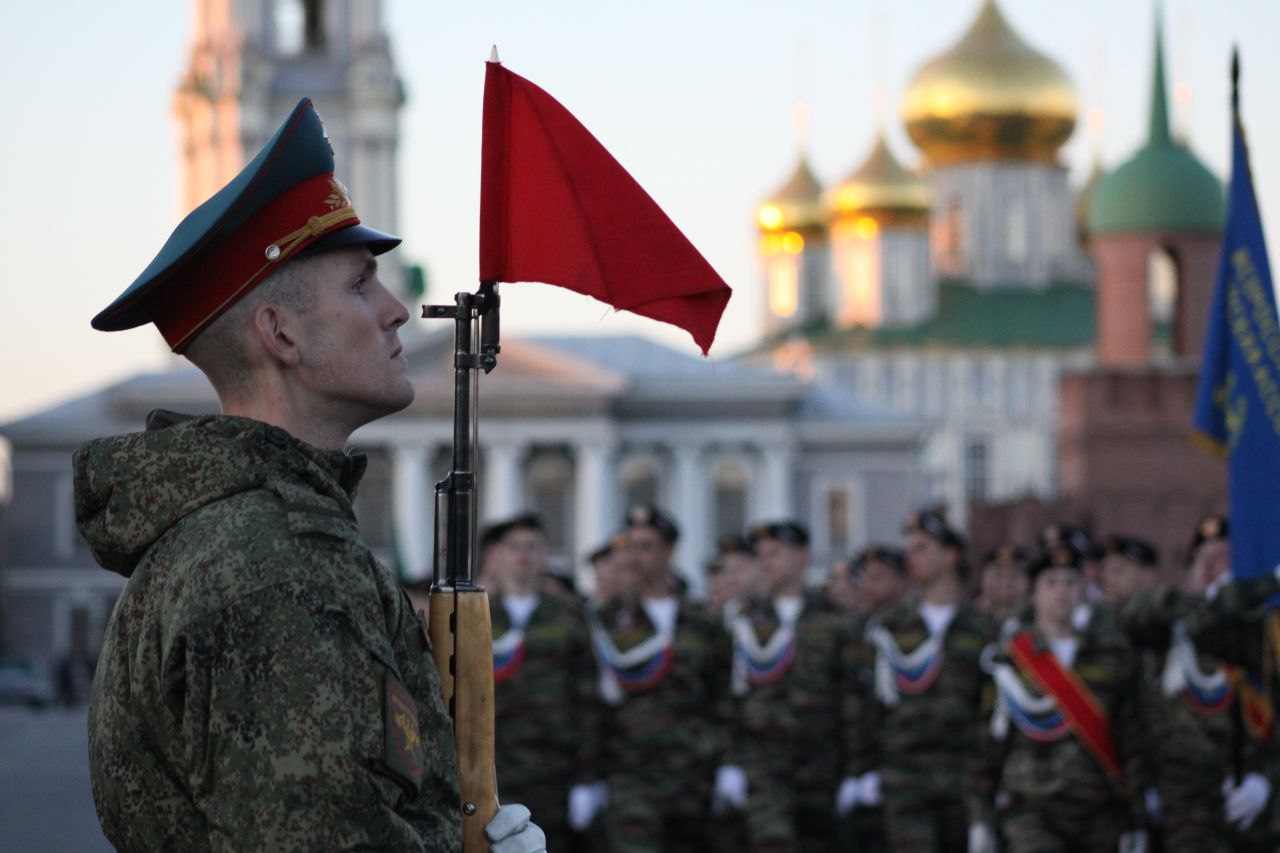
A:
<box><xmin>592</xmin><ymin>505</ymin><xmax>732</xmax><ymax>852</ymax></box>
<box><xmin>846</xmin><ymin>510</ymin><xmax>994</xmax><ymax>852</ymax></box>
<box><xmin>1119</xmin><ymin>515</ymin><xmax>1277</xmax><ymax>851</ymax></box>
<box><xmin>715</xmin><ymin>522</ymin><xmax>853</xmax><ymax>851</ymax></box>
<box><xmin>971</xmin><ymin>546</ymin><xmax>1148</xmax><ymax>853</ymax></box>
<box><xmin>75</xmin><ymin>100</ymin><xmax>543</xmax><ymax>851</ymax></box>
<box><xmin>488</xmin><ymin>514</ymin><xmax>604</xmax><ymax>850</ymax></box>
<box><xmin>589</xmin><ymin>538</ymin><xmax>627</xmax><ymax>606</ymax></box>
<box><xmin>708</xmin><ymin>534</ymin><xmax>759</xmax><ymax>618</ymax></box>
<box><xmin>851</xmin><ymin>545</ymin><xmax>909</xmax><ymax>618</ymax></box>
<box><xmin>975</xmin><ymin>544</ymin><xmax>1030</xmax><ymax>625</ymax></box>
<box><xmin>1101</xmin><ymin>534</ymin><xmax>1161</xmax><ymax>607</ymax></box>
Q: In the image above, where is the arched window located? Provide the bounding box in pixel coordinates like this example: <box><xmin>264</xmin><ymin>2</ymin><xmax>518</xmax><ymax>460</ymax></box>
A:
<box><xmin>711</xmin><ymin>459</ymin><xmax>749</xmax><ymax>540</ymax></box>
<box><xmin>525</xmin><ymin>449</ymin><xmax>575</xmax><ymax>554</ymax></box>
<box><xmin>275</xmin><ymin>0</ymin><xmax>325</xmax><ymax>56</ymax></box>
<box><xmin>1148</xmin><ymin>246</ymin><xmax>1178</xmax><ymax>326</ymax></box>
<box><xmin>620</xmin><ymin>454</ymin><xmax>662</xmax><ymax>512</ymax></box>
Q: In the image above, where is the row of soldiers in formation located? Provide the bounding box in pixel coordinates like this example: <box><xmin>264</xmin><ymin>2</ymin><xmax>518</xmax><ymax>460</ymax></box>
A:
<box><xmin>405</xmin><ymin>505</ymin><xmax>1280</xmax><ymax>853</ymax></box>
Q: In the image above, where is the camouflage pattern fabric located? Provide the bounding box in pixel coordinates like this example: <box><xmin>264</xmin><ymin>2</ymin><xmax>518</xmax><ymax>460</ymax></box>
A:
<box><xmin>1121</xmin><ymin>586</ymin><xmax>1278</xmax><ymax>852</ymax></box>
<box><xmin>726</xmin><ymin>593</ymin><xmax>852</xmax><ymax>852</ymax></box>
<box><xmin>75</xmin><ymin>416</ymin><xmax>461</xmax><ymax>851</ymax></box>
<box><xmin>491</xmin><ymin>593</ymin><xmax>602</xmax><ymax>849</ymax></box>
<box><xmin>972</xmin><ymin>611</ymin><xmax>1145</xmax><ymax>853</ymax></box>
<box><xmin>846</xmin><ymin>601</ymin><xmax>994</xmax><ymax>852</ymax></box>
<box><xmin>593</xmin><ymin>594</ymin><xmax>732</xmax><ymax>853</ymax></box>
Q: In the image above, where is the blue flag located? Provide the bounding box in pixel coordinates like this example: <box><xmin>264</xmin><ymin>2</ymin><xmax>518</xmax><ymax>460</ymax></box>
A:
<box><xmin>1192</xmin><ymin>109</ymin><xmax>1279</xmax><ymax>579</ymax></box>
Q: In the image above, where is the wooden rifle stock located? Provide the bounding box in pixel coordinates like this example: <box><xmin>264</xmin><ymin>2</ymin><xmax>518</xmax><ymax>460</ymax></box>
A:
<box><xmin>422</xmin><ymin>283</ymin><xmax>502</xmax><ymax>851</ymax></box>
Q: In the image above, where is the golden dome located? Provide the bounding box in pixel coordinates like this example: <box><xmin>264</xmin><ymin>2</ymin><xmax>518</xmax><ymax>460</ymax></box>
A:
<box><xmin>902</xmin><ymin>0</ymin><xmax>1078</xmax><ymax>166</ymax></box>
<box><xmin>756</xmin><ymin>155</ymin><xmax>825</xmax><ymax>233</ymax></box>
<box><xmin>827</xmin><ymin>133</ymin><xmax>930</xmax><ymax>219</ymax></box>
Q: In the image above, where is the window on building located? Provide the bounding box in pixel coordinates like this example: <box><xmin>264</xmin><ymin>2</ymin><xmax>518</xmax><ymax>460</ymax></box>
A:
<box><xmin>1005</xmin><ymin>201</ymin><xmax>1028</xmax><ymax>263</ymax></box>
<box><xmin>525</xmin><ymin>450</ymin><xmax>575</xmax><ymax>554</ymax></box>
<box><xmin>712</xmin><ymin>460</ymin><xmax>749</xmax><ymax>540</ymax></box>
<box><xmin>620</xmin><ymin>455</ymin><xmax>662</xmax><ymax>513</ymax></box>
<box><xmin>826</xmin><ymin>486</ymin><xmax>852</xmax><ymax>555</ymax></box>
<box><xmin>1148</xmin><ymin>246</ymin><xmax>1178</xmax><ymax>326</ymax></box>
<box><xmin>275</xmin><ymin>0</ymin><xmax>325</xmax><ymax>55</ymax></box>
<box><xmin>934</xmin><ymin>199</ymin><xmax>965</xmax><ymax>271</ymax></box>
<box><xmin>964</xmin><ymin>435</ymin><xmax>990</xmax><ymax>502</ymax></box>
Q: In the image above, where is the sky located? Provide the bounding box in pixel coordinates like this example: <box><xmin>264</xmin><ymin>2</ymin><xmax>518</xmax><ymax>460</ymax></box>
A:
<box><xmin>2</xmin><ymin>0</ymin><xmax>1279</xmax><ymax>425</ymax></box>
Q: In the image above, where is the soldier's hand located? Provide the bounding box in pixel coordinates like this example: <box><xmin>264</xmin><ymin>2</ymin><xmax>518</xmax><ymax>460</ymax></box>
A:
<box><xmin>1118</xmin><ymin>829</ymin><xmax>1149</xmax><ymax>853</ymax></box>
<box><xmin>1222</xmin><ymin>773</ymin><xmax>1271</xmax><ymax>830</ymax></box>
<box><xmin>835</xmin><ymin>777</ymin><xmax>860</xmax><ymax>815</ymax></box>
<box><xmin>712</xmin><ymin>765</ymin><xmax>748</xmax><ymax>814</ymax></box>
<box><xmin>967</xmin><ymin>822</ymin><xmax>996</xmax><ymax>853</ymax></box>
<box><xmin>568</xmin><ymin>782</ymin><xmax>608</xmax><ymax>831</ymax></box>
<box><xmin>485</xmin><ymin>803</ymin><xmax>547</xmax><ymax>853</ymax></box>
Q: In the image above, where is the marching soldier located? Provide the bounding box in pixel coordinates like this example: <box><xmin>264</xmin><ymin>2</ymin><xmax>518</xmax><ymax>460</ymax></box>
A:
<box><xmin>488</xmin><ymin>514</ymin><xmax>604</xmax><ymax>850</ymax></box>
<box><xmin>971</xmin><ymin>546</ymin><xmax>1148</xmax><ymax>853</ymax></box>
<box><xmin>847</xmin><ymin>510</ymin><xmax>994</xmax><ymax>851</ymax></box>
<box><xmin>850</xmin><ymin>545</ymin><xmax>909</xmax><ymax>619</ymax></box>
<box><xmin>1102</xmin><ymin>535</ymin><xmax>1161</xmax><ymax>607</ymax></box>
<box><xmin>1119</xmin><ymin>515</ymin><xmax>1278</xmax><ymax>851</ymax></box>
<box><xmin>708</xmin><ymin>534</ymin><xmax>760</xmax><ymax>619</ymax></box>
<box><xmin>975</xmin><ymin>544</ymin><xmax>1030</xmax><ymax>626</ymax></box>
<box><xmin>592</xmin><ymin>505</ymin><xmax>732</xmax><ymax>852</ymax></box>
<box><xmin>715</xmin><ymin>522</ymin><xmax>853</xmax><ymax>851</ymax></box>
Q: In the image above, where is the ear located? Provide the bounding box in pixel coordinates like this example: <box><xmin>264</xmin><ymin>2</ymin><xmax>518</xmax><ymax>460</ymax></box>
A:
<box><xmin>251</xmin><ymin>303</ymin><xmax>302</xmax><ymax>367</ymax></box>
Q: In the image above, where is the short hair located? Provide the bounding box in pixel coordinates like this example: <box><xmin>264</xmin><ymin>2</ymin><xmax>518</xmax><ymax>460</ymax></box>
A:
<box><xmin>184</xmin><ymin>255</ymin><xmax>317</xmax><ymax>399</ymax></box>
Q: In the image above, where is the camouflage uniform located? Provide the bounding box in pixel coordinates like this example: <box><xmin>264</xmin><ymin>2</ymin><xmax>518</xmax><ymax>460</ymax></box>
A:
<box><xmin>1121</xmin><ymin>584</ymin><xmax>1278</xmax><ymax>852</ymax></box>
<box><xmin>973</xmin><ymin>609</ymin><xmax>1146</xmax><ymax>852</ymax></box>
<box><xmin>725</xmin><ymin>593</ymin><xmax>853</xmax><ymax>852</ymax></box>
<box><xmin>491</xmin><ymin>592</ymin><xmax>602</xmax><ymax>849</ymax></box>
<box><xmin>76</xmin><ymin>416</ymin><xmax>461</xmax><ymax>851</ymax></box>
<box><xmin>593</xmin><ymin>593</ymin><xmax>732</xmax><ymax>853</ymax></box>
<box><xmin>847</xmin><ymin>601</ymin><xmax>994</xmax><ymax>852</ymax></box>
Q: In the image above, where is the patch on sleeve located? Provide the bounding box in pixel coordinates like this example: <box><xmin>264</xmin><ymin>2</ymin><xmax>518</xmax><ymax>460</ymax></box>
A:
<box><xmin>383</xmin><ymin>670</ymin><xmax>425</xmax><ymax>790</ymax></box>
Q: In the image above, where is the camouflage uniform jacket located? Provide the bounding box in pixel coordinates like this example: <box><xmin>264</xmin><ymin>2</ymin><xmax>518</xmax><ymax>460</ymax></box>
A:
<box><xmin>592</xmin><ymin>594</ymin><xmax>733</xmax><ymax>789</ymax></box>
<box><xmin>75</xmin><ymin>416</ymin><xmax>461</xmax><ymax>852</ymax></box>
<box><xmin>725</xmin><ymin>593</ymin><xmax>855</xmax><ymax>797</ymax></box>
<box><xmin>846</xmin><ymin>600</ymin><xmax>995</xmax><ymax>803</ymax></box>
<box><xmin>491</xmin><ymin>593</ymin><xmax>602</xmax><ymax>788</ymax></box>
<box><xmin>972</xmin><ymin>610</ymin><xmax>1146</xmax><ymax>828</ymax></box>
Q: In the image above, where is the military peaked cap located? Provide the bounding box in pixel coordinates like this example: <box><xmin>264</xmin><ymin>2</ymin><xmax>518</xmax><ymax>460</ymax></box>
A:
<box><xmin>92</xmin><ymin>98</ymin><xmax>400</xmax><ymax>352</ymax></box>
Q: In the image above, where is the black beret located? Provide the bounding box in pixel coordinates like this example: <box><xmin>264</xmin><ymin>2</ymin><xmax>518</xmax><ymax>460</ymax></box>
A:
<box><xmin>1103</xmin><ymin>534</ymin><xmax>1159</xmax><ymax>567</ymax></box>
<box><xmin>717</xmin><ymin>535</ymin><xmax>755</xmax><ymax>557</ymax></box>
<box><xmin>1040</xmin><ymin>523</ymin><xmax>1101</xmax><ymax>561</ymax></box>
<box><xmin>481</xmin><ymin>512</ymin><xmax>544</xmax><ymax>549</ymax></box>
<box><xmin>1189</xmin><ymin>514</ymin><xmax>1228</xmax><ymax>554</ymax></box>
<box><xmin>983</xmin><ymin>543</ymin><xmax>1029</xmax><ymax>568</ymax></box>
<box><xmin>852</xmin><ymin>544</ymin><xmax>906</xmax><ymax>574</ymax></box>
<box><xmin>588</xmin><ymin>542</ymin><xmax>614</xmax><ymax>564</ymax></box>
<box><xmin>625</xmin><ymin>504</ymin><xmax>680</xmax><ymax>543</ymax></box>
<box><xmin>903</xmin><ymin>509</ymin><xmax>965</xmax><ymax>550</ymax></box>
<box><xmin>748</xmin><ymin>521</ymin><xmax>810</xmax><ymax>548</ymax></box>
<box><xmin>1029</xmin><ymin>544</ymin><xmax>1084</xmax><ymax>582</ymax></box>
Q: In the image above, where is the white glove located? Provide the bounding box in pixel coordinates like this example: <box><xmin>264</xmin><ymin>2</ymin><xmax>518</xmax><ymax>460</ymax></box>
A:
<box><xmin>568</xmin><ymin>782</ymin><xmax>606</xmax><ymax>831</ymax></box>
<box><xmin>1118</xmin><ymin>829</ymin><xmax>1149</xmax><ymax>853</ymax></box>
<box><xmin>835</xmin><ymin>777</ymin><xmax>859</xmax><ymax>815</ymax></box>
<box><xmin>1144</xmin><ymin>786</ymin><xmax>1161</xmax><ymax>823</ymax></box>
<box><xmin>712</xmin><ymin>764</ymin><xmax>748</xmax><ymax>814</ymax></box>
<box><xmin>485</xmin><ymin>803</ymin><xmax>547</xmax><ymax>853</ymax></box>
<box><xmin>857</xmin><ymin>771</ymin><xmax>882</xmax><ymax>807</ymax></box>
<box><xmin>1223</xmin><ymin>773</ymin><xmax>1271</xmax><ymax>830</ymax></box>
<box><xmin>968</xmin><ymin>822</ymin><xmax>997</xmax><ymax>853</ymax></box>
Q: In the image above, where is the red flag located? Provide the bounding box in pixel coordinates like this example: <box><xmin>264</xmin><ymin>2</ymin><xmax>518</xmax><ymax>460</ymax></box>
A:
<box><xmin>480</xmin><ymin>59</ymin><xmax>732</xmax><ymax>355</ymax></box>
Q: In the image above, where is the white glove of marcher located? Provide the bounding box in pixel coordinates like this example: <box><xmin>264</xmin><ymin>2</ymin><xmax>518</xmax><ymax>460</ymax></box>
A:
<box><xmin>568</xmin><ymin>782</ymin><xmax>607</xmax><ymax>831</ymax></box>
<box><xmin>712</xmin><ymin>765</ymin><xmax>748</xmax><ymax>814</ymax></box>
<box><xmin>835</xmin><ymin>777</ymin><xmax>860</xmax><ymax>815</ymax></box>
<box><xmin>1144</xmin><ymin>786</ymin><xmax>1161</xmax><ymax>823</ymax></box>
<box><xmin>967</xmin><ymin>821</ymin><xmax>997</xmax><ymax>853</ymax></box>
<box><xmin>1118</xmin><ymin>829</ymin><xmax>1149</xmax><ymax>853</ymax></box>
<box><xmin>485</xmin><ymin>803</ymin><xmax>547</xmax><ymax>853</ymax></box>
<box><xmin>1223</xmin><ymin>773</ymin><xmax>1271</xmax><ymax>830</ymax></box>
<box><xmin>856</xmin><ymin>771</ymin><xmax>882</xmax><ymax>807</ymax></box>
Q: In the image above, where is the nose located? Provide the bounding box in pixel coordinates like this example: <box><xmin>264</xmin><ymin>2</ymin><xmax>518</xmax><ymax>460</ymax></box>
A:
<box><xmin>380</xmin><ymin>282</ymin><xmax>410</xmax><ymax>330</ymax></box>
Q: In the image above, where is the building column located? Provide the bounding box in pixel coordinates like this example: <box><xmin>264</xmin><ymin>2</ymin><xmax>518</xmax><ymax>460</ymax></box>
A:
<box><xmin>754</xmin><ymin>441</ymin><xmax>797</xmax><ymax>520</ymax></box>
<box><xmin>574</xmin><ymin>441</ymin><xmax>618</xmax><ymax>588</ymax></box>
<box><xmin>483</xmin><ymin>441</ymin><xmax>526</xmax><ymax>523</ymax></box>
<box><xmin>672</xmin><ymin>444</ymin><xmax>710</xmax><ymax>600</ymax></box>
<box><xmin>392</xmin><ymin>445</ymin><xmax>432</xmax><ymax>582</ymax></box>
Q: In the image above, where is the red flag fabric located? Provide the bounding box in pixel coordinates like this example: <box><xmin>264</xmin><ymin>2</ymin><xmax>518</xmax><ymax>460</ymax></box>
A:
<box><xmin>480</xmin><ymin>60</ymin><xmax>732</xmax><ymax>355</ymax></box>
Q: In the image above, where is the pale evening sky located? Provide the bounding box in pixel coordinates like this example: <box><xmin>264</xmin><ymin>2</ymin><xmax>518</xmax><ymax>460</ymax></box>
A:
<box><xmin>2</xmin><ymin>1</ymin><xmax>1278</xmax><ymax>425</ymax></box>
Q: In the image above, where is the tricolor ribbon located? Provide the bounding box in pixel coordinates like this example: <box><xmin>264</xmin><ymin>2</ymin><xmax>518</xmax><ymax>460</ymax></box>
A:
<box><xmin>588</xmin><ymin>611</ymin><xmax>676</xmax><ymax>705</ymax></box>
<box><xmin>990</xmin><ymin>662</ymin><xmax>1072</xmax><ymax>742</ymax></box>
<box><xmin>865</xmin><ymin>623</ymin><xmax>945</xmax><ymax>707</ymax></box>
<box><xmin>730</xmin><ymin>604</ymin><xmax>800</xmax><ymax>696</ymax></box>
<box><xmin>1161</xmin><ymin>620</ymin><xmax>1233</xmax><ymax>715</ymax></box>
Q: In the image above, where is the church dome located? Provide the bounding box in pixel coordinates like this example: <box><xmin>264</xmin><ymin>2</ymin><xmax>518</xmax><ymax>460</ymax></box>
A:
<box><xmin>1088</xmin><ymin>17</ymin><xmax>1223</xmax><ymax>236</ymax></box>
<box><xmin>902</xmin><ymin>0</ymin><xmax>1078</xmax><ymax>166</ymax></box>
<box><xmin>827</xmin><ymin>133</ymin><xmax>930</xmax><ymax>219</ymax></box>
<box><xmin>756</xmin><ymin>155</ymin><xmax>826</xmax><ymax>233</ymax></box>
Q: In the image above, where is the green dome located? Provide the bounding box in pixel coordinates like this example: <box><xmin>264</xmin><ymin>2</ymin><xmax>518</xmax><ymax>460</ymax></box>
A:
<box><xmin>1087</xmin><ymin>8</ymin><xmax>1223</xmax><ymax>236</ymax></box>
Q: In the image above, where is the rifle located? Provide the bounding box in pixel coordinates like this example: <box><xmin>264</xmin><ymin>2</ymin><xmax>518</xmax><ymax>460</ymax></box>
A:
<box><xmin>423</xmin><ymin>281</ymin><xmax>501</xmax><ymax>851</ymax></box>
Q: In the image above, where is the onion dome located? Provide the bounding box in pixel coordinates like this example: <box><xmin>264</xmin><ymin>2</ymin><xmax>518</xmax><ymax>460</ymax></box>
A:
<box><xmin>902</xmin><ymin>0</ymin><xmax>1078</xmax><ymax>166</ymax></box>
<box><xmin>827</xmin><ymin>132</ymin><xmax>931</xmax><ymax>222</ymax></box>
<box><xmin>1087</xmin><ymin>11</ymin><xmax>1223</xmax><ymax>236</ymax></box>
<box><xmin>756</xmin><ymin>155</ymin><xmax>825</xmax><ymax>234</ymax></box>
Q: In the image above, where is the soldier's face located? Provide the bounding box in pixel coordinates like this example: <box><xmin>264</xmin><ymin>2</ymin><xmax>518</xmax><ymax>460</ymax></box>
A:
<box><xmin>501</xmin><ymin>528</ymin><xmax>547</xmax><ymax>589</ymax></box>
<box><xmin>624</xmin><ymin>526</ymin><xmax>672</xmax><ymax>585</ymax></box>
<box><xmin>905</xmin><ymin>532</ymin><xmax>952</xmax><ymax>583</ymax></box>
<box><xmin>293</xmin><ymin>247</ymin><xmax>413</xmax><ymax>426</ymax></box>
<box><xmin>1189</xmin><ymin>539</ymin><xmax>1230</xmax><ymax>592</ymax></box>
<box><xmin>858</xmin><ymin>559</ymin><xmax>907</xmax><ymax>612</ymax></box>
<box><xmin>1032</xmin><ymin>567</ymin><xmax>1079</xmax><ymax>626</ymax></box>
<box><xmin>757</xmin><ymin>538</ymin><xmax>806</xmax><ymax>594</ymax></box>
<box><xmin>1101</xmin><ymin>555</ymin><xmax>1153</xmax><ymax>605</ymax></box>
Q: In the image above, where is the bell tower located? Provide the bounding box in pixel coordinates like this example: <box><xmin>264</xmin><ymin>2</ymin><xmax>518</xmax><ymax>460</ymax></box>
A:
<box><xmin>174</xmin><ymin>0</ymin><xmax>408</xmax><ymax>289</ymax></box>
